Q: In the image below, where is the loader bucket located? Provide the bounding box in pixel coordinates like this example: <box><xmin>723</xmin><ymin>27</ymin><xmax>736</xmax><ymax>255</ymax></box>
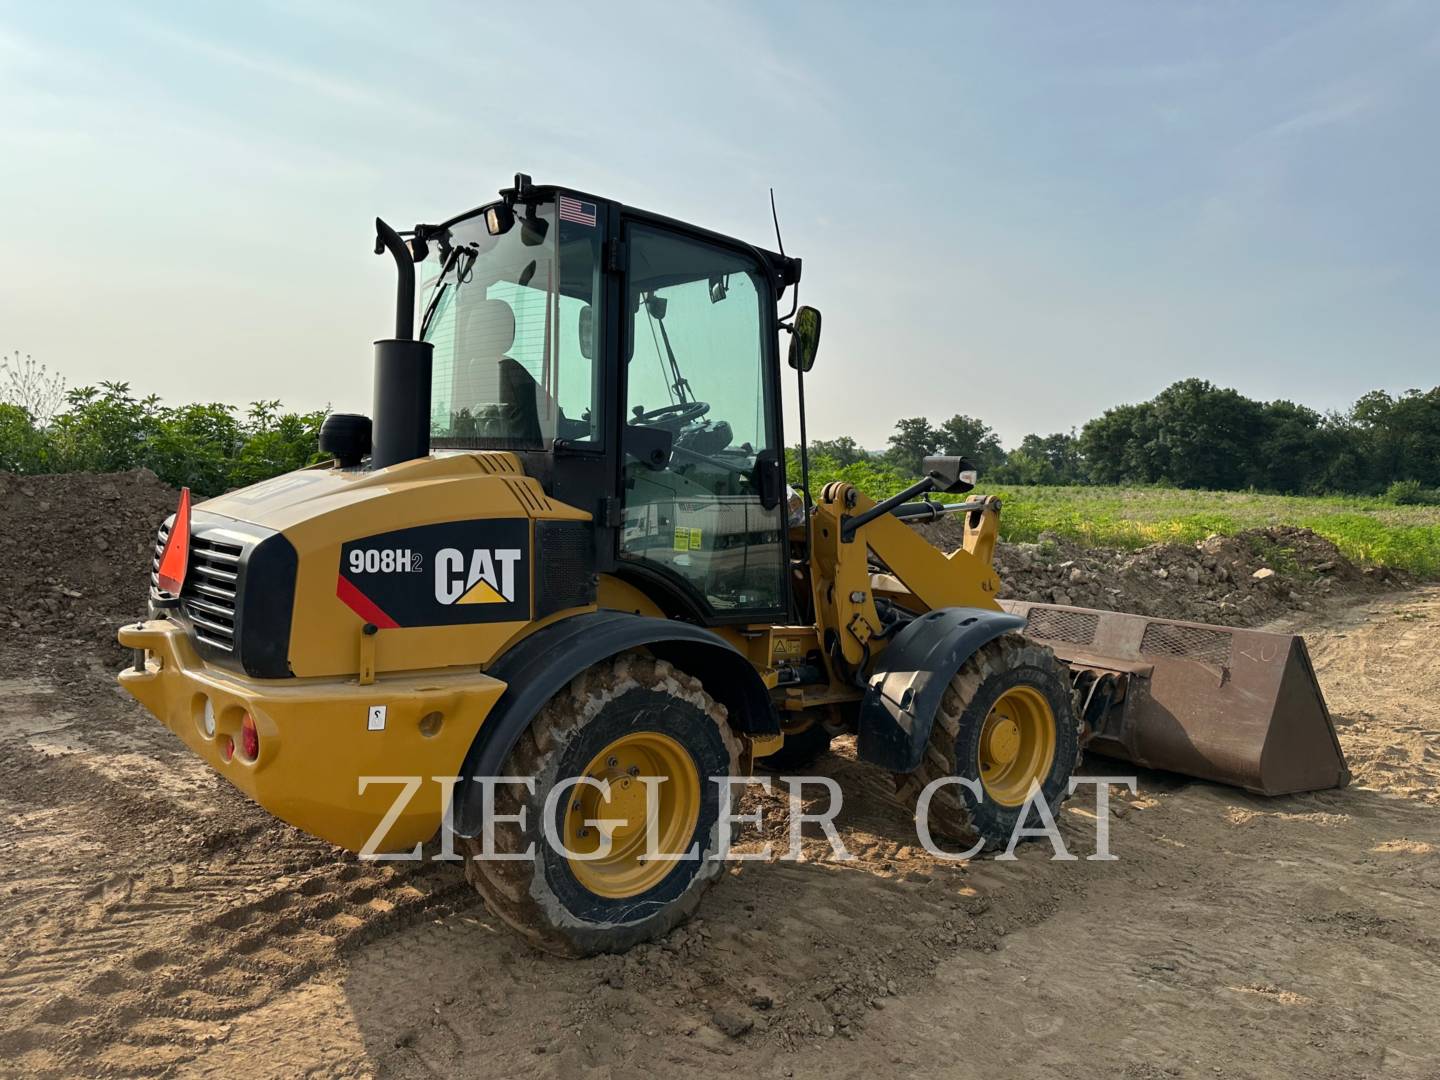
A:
<box><xmin>998</xmin><ymin>601</ymin><xmax>1350</xmax><ymax>796</ymax></box>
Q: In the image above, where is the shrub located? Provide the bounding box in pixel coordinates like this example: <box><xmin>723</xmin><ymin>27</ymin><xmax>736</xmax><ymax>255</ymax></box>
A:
<box><xmin>0</xmin><ymin>380</ymin><xmax>326</xmax><ymax>497</ymax></box>
<box><xmin>0</xmin><ymin>403</ymin><xmax>49</xmax><ymax>472</ymax></box>
<box><xmin>1383</xmin><ymin>479</ymin><xmax>1440</xmax><ymax>506</ymax></box>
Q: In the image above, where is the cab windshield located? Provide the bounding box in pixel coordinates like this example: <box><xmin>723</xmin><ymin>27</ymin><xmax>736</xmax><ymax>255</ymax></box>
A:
<box><xmin>421</xmin><ymin>198</ymin><xmax>603</xmax><ymax>449</ymax></box>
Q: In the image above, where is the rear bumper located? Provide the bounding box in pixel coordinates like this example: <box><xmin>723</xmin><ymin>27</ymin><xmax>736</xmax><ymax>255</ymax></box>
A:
<box><xmin>117</xmin><ymin>619</ymin><xmax>506</xmax><ymax>852</ymax></box>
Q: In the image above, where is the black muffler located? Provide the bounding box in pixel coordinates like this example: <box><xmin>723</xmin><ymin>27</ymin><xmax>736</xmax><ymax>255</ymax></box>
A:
<box><xmin>370</xmin><ymin>217</ymin><xmax>433</xmax><ymax>470</ymax></box>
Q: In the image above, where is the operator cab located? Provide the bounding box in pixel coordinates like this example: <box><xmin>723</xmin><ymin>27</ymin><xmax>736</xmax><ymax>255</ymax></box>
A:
<box><xmin>411</xmin><ymin>176</ymin><xmax>806</xmax><ymax>625</ymax></box>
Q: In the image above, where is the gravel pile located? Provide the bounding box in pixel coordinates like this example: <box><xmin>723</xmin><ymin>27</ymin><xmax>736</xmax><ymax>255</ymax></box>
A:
<box><xmin>919</xmin><ymin>519</ymin><xmax>1399</xmax><ymax>627</ymax></box>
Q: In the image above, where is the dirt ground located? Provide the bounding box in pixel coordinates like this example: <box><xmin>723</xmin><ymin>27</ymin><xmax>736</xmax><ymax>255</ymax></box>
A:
<box><xmin>1</xmin><ymin>475</ymin><xmax>1438</xmax><ymax>1078</ymax></box>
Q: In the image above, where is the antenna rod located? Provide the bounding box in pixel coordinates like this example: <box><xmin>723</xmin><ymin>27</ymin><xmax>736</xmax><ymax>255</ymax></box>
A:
<box><xmin>770</xmin><ymin>187</ymin><xmax>785</xmax><ymax>256</ymax></box>
<box><xmin>770</xmin><ymin>187</ymin><xmax>812</xmax><ymax>553</ymax></box>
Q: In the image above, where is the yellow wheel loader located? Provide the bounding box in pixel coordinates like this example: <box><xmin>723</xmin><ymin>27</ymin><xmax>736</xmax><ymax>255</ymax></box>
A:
<box><xmin>119</xmin><ymin>174</ymin><xmax>1348</xmax><ymax>956</ymax></box>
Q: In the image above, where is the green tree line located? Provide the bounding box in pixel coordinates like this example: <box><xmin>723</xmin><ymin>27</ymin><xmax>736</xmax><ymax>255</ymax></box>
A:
<box><xmin>1</xmin><ymin>354</ymin><xmax>326</xmax><ymax>496</ymax></box>
<box><xmin>800</xmin><ymin>378</ymin><xmax>1440</xmax><ymax>503</ymax></box>
<box><xmin>5</xmin><ymin>352</ymin><xmax>1437</xmax><ymax>504</ymax></box>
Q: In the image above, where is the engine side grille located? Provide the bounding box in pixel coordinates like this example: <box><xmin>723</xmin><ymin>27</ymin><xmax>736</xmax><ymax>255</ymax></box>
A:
<box><xmin>146</xmin><ymin>510</ymin><xmax>295</xmax><ymax>677</ymax></box>
<box><xmin>150</xmin><ymin>520</ymin><xmax>170</xmax><ymax>594</ymax></box>
<box><xmin>150</xmin><ymin>520</ymin><xmax>241</xmax><ymax>652</ymax></box>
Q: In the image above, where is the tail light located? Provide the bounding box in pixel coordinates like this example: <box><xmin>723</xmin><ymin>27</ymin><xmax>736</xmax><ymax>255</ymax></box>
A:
<box><xmin>240</xmin><ymin>712</ymin><xmax>259</xmax><ymax>761</ymax></box>
<box><xmin>220</xmin><ymin>735</ymin><xmax>235</xmax><ymax>762</ymax></box>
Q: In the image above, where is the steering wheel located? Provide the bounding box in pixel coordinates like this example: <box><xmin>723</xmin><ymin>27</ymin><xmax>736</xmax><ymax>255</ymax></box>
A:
<box><xmin>631</xmin><ymin>400</ymin><xmax>710</xmax><ymax>429</ymax></box>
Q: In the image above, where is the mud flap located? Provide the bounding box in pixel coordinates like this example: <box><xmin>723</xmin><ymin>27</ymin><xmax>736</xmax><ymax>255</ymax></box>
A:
<box><xmin>1002</xmin><ymin>601</ymin><xmax>1350</xmax><ymax>795</ymax></box>
<box><xmin>856</xmin><ymin>607</ymin><xmax>1024</xmax><ymax>772</ymax></box>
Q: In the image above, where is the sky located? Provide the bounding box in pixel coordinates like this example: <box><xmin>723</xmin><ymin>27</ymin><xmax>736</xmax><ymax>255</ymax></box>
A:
<box><xmin>2</xmin><ymin>1</ymin><xmax>1437</xmax><ymax>449</ymax></box>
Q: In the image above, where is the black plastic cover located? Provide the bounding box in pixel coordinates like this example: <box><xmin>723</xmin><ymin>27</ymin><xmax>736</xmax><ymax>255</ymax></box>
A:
<box><xmin>450</xmin><ymin>611</ymin><xmax>778</xmax><ymax>837</ymax></box>
<box><xmin>855</xmin><ymin>606</ymin><xmax>1023</xmax><ymax>772</ymax></box>
<box><xmin>319</xmin><ymin>413</ymin><xmax>372</xmax><ymax>467</ymax></box>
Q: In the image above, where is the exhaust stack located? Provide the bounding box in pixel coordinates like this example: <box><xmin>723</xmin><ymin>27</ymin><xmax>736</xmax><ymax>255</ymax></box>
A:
<box><xmin>370</xmin><ymin>217</ymin><xmax>433</xmax><ymax>470</ymax></box>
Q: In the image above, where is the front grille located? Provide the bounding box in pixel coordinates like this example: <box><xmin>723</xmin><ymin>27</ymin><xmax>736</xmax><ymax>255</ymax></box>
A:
<box><xmin>151</xmin><ymin>521</ymin><xmax>242</xmax><ymax>652</ymax></box>
<box><xmin>1025</xmin><ymin>606</ymin><xmax>1100</xmax><ymax>646</ymax></box>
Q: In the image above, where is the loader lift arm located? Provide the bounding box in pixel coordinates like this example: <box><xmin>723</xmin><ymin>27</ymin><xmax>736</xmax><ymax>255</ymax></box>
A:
<box><xmin>798</xmin><ymin>460</ymin><xmax>1038</xmax><ymax>774</ymax></box>
<box><xmin>807</xmin><ymin>459</ymin><xmax>1004</xmax><ymax>682</ymax></box>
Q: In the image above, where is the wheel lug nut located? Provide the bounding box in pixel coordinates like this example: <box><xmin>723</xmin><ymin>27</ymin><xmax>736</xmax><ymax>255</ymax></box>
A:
<box><xmin>628</xmin><ymin>766</ymin><xmax>640</xmax><ymax>777</ymax></box>
<box><xmin>607</xmin><ymin>756</ymin><xmax>618</xmax><ymax>768</ymax></box>
<box><xmin>572</xmin><ymin>801</ymin><xmax>582</xmax><ymax>811</ymax></box>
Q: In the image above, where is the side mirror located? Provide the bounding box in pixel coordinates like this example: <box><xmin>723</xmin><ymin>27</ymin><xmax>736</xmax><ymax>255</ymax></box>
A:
<box><xmin>484</xmin><ymin>204</ymin><xmax>514</xmax><ymax>236</ymax></box>
<box><xmin>788</xmin><ymin>305</ymin><xmax>822</xmax><ymax>372</ymax></box>
<box><xmin>922</xmin><ymin>455</ymin><xmax>978</xmax><ymax>494</ymax></box>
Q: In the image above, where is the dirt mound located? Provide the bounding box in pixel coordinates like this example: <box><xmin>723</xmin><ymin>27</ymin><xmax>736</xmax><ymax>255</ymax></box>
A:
<box><xmin>918</xmin><ymin>520</ymin><xmax>1400</xmax><ymax>627</ymax></box>
<box><xmin>0</xmin><ymin>470</ymin><xmax>177</xmax><ymax>660</ymax></box>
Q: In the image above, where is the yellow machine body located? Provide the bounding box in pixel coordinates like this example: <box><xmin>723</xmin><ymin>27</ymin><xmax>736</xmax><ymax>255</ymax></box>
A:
<box><xmin>116</xmin><ymin>454</ymin><xmax>1011</xmax><ymax>852</ymax></box>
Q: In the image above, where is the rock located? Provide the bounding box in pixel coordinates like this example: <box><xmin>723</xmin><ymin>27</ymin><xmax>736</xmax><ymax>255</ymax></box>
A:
<box><xmin>711</xmin><ymin>1007</ymin><xmax>754</xmax><ymax>1038</ymax></box>
<box><xmin>800</xmin><ymin>999</ymin><xmax>835</xmax><ymax>1038</ymax></box>
<box><xmin>1252</xmin><ymin>567</ymin><xmax>1276</xmax><ymax>581</ymax></box>
<box><xmin>1068</xmin><ymin>567</ymin><xmax>1086</xmax><ymax>584</ymax></box>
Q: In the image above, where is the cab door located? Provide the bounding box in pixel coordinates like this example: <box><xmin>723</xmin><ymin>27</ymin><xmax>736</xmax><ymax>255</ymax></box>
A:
<box><xmin>618</xmin><ymin>222</ymin><xmax>787</xmax><ymax>622</ymax></box>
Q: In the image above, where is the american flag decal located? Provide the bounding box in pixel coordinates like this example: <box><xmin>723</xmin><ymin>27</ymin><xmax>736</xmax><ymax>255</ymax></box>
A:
<box><xmin>558</xmin><ymin>195</ymin><xmax>597</xmax><ymax>227</ymax></box>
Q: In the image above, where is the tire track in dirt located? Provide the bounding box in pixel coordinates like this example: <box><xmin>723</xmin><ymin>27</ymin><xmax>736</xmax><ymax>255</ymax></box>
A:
<box><xmin>0</xmin><ymin>671</ymin><xmax>479</xmax><ymax>1077</ymax></box>
<box><xmin>3</xmin><ymin>578</ymin><xmax>1437</xmax><ymax>1076</ymax></box>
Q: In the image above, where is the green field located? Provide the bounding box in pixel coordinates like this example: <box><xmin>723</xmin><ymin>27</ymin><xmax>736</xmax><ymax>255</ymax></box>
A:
<box><xmin>797</xmin><ymin>457</ymin><xmax>1440</xmax><ymax>577</ymax></box>
<box><xmin>803</xmin><ymin>458</ymin><xmax>1440</xmax><ymax>576</ymax></box>
<box><xmin>967</xmin><ymin>485</ymin><xmax>1440</xmax><ymax>577</ymax></box>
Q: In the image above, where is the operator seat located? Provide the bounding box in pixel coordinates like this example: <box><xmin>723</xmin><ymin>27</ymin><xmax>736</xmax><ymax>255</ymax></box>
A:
<box><xmin>455</xmin><ymin>298</ymin><xmax>543</xmax><ymax>446</ymax></box>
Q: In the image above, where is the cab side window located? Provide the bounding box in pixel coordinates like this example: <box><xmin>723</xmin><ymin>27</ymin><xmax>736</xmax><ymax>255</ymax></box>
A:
<box><xmin>620</xmin><ymin>226</ymin><xmax>784</xmax><ymax>613</ymax></box>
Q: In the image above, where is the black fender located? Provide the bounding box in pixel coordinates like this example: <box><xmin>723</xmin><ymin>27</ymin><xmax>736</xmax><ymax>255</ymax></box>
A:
<box><xmin>451</xmin><ymin>611</ymin><xmax>778</xmax><ymax>837</ymax></box>
<box><xmin>855</xmin><ymin>607</ymin><xmax>1024</xmax><ymax>773</ymax></box>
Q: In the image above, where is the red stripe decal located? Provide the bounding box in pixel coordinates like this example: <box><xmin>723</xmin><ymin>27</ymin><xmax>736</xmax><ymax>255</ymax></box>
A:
<box><xmin>336</xmin><ymin>575</ymin><xmax>400</xmax><ymax>629</ymax></box>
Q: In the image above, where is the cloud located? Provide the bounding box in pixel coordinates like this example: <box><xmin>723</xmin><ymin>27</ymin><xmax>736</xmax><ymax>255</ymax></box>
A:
<box><xmin>1264</xmin><ymin>88</ymin><xmax>1382</xmax><ymax>138</ymax></box>
<box><xmin>130</xmin><ymin>16</ymin><xmax>447</xmax><ymax>122</ymax></box>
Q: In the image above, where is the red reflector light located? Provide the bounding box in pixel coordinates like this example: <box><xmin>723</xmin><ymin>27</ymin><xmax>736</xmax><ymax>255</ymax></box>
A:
<box><xmin>240</xmin><ymin>713</ymin><xmax>259</xmax><ymax>761</ymax></box>
<box><xmin>156</xmin><ymin>487</ymin><xmax>193</xmax><ymax>596</ymax></box>
<box><xmin>220</xmin><ymin>735</ymin><xmax>235</xmax><ymax>762</ymax></box>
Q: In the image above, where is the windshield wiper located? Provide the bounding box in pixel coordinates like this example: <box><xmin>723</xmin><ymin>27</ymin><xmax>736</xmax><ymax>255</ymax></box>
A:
<box><xmin>419</xmin><ymin>243</ymin><xmax>477</xmax><ymax>338</ymax></box>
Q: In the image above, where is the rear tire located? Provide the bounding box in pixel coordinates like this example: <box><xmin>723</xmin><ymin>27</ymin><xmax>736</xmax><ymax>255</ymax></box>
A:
<box><xmin>459</xmin><ymin>653</ymin><xmax>741</xmax><ymax>956</ymax></box>
<box><xmin>896</xmin><ymin>635</ymin><xmax>1081</xmax><ymax>852</ymax></box>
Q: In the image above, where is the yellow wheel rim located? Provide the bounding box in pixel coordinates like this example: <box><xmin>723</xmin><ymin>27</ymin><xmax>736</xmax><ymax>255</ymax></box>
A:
<box><xmin>978</xmin><ymin>686</ymin><xmax>1057</xmax><ymax>807</ymax></box>
<box><xmin>563</xmin><ymin>731</ymin><xmax>701</xmax><ymax>899</ymax></box>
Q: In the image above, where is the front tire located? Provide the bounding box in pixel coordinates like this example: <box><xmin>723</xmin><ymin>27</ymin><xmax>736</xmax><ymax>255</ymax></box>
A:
<box><xmin>460</xmin><ymin>653</ymin><xmax>741</xmax><ymax>956</ymax></box>
<box><xmin>896</xmin><ymin>635</ymin><xmax>1081</xmax><ymax>851</ymax></box>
